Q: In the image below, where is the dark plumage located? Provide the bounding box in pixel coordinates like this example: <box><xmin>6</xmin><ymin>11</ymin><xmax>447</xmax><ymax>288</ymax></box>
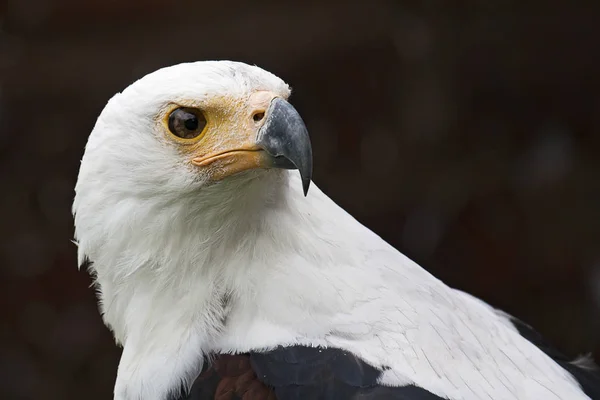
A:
<box><xmin>180</xmin><ymin>346</ymin><xmax>444</xmax><ymax>400</ymax></box>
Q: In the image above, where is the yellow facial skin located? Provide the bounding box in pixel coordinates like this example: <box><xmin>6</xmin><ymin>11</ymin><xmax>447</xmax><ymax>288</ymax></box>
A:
<box><xmin>162</xmin><ymin>91</ymin><xmax>282</xmax><ymax>182</ymax></box>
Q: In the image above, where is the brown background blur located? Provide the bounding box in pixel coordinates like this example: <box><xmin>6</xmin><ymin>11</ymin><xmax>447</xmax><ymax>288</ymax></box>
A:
<box><xmin>1</xmin><ymin>1</ymin><xmax>600</xmax><ymax>399</ymax></box>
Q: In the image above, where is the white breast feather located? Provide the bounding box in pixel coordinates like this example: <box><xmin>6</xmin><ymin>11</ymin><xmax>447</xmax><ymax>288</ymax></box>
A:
<box><xmin>80</xmin><ymin>173</ymin><xmax>588</xmax><ymax>400</ymax></box>
<box><xmin>208</xmin><ymin>173</ymin><xmax>588</xmax><ymax>400</ymax></box>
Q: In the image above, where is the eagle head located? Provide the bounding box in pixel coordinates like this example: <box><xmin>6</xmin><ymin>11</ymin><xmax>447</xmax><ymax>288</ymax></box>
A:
<box><xmin>73</xmin><ymin>61</ymin><xmax>313</xmax><ymax>283</ymax></box>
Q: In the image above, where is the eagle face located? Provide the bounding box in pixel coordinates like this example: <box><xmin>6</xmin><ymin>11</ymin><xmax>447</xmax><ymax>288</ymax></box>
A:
<box><xmin>76</xmin><ymin>61</ymin><xmax>310</xmax><ymax>201</ymax></box>
<box><xmin>73</xmin><ymin>60</ymin><xmax>313</xmax><ymax>280</ymax></box>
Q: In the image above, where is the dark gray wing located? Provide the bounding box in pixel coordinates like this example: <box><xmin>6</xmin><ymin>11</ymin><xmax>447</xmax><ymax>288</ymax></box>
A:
<box><xmin>180</xmin><ymin>346</ymin><xmax>445</xmax><ymax>400</ymax></box>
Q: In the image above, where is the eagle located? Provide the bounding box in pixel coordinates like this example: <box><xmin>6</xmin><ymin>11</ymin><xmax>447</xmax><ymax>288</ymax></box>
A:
<box><xmin>72</xmin><ymin>61</ymin><xmax>599</xmax><ymax>400</ymax></box>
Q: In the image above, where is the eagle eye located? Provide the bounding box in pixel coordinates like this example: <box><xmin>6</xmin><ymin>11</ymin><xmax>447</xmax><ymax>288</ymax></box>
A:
<box><xmin>168</xmin><ymin>108</ymin><xmax>207</xmax><ymax>139</ymax></box>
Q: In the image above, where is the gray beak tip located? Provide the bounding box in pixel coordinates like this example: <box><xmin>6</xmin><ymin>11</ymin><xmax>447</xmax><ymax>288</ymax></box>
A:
<box><xmin>256</xmin><ymin>97</ymin><xmax>313</xmax><ymax>197</ymax></box>
<box><xmin>302</xmin><ymin>176</ymin><xmax>311</xmax><ymax>196</ymax></box>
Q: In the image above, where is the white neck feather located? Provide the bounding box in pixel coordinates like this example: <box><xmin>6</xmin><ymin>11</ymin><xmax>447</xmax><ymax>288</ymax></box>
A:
<box><xmin>76</xmin><ymin>169</ymin><xmax>588</xmax><ymax>400</ymax></box>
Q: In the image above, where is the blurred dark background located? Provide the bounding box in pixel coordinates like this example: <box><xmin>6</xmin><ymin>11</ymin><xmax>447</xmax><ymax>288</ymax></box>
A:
<box><xmin>1</xmin><ymin>1</ymin><xmax>600</xmax><ymax>399</ymax></box>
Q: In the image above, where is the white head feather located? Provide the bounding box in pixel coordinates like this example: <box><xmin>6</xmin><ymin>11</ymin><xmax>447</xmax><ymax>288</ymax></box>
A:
<box><xmin>73</xmin><ymin>61</ymin><xmax>590</xmax><ymax>400</ymax></box>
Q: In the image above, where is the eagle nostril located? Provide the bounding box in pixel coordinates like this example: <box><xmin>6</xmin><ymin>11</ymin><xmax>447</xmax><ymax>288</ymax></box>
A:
<box><xmin>253</xmin><ymin>112</ymin><xmax>265</xmax><ymax>122</ymax></box>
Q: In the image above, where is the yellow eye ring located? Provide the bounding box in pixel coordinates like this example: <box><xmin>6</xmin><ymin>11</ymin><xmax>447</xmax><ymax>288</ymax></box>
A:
<box><xmin>167</xmin><ymin>107</ymin><xmax>207</xmax><ymax>140</ymax></box>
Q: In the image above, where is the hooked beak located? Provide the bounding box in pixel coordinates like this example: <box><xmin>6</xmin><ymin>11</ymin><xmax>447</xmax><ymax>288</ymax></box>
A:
<box><xmin>256</xmin><ymin>97</ymin><xmax>313</xmax><ymax>196</ymax></box>
<box><xmin>190</xmin><ymin>95</ymin><xmax>313</xmax><ymax>195</ymax></box>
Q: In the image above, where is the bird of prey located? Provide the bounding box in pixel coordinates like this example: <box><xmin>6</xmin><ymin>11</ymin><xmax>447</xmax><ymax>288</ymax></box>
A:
<box><xmin>72</xmin><ymin>61</ymin><xmax>600</xmax><ymax>400</ymax></box>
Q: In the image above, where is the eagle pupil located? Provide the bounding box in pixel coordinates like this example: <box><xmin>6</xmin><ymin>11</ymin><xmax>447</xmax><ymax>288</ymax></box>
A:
<box><xmin>168</xmin><ymin>107</ymin><xmax>206</xmax><ymax>139</ymax></box>
<box><xmin>184</xmin><ymin>115</ymin><xmax>199</xmax><ymax>131</ymax></box>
